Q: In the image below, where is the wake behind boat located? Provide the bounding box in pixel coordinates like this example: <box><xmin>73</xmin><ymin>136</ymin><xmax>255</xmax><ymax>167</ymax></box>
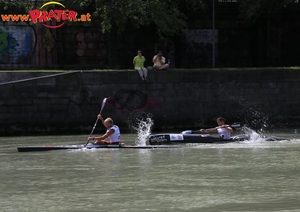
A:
<box><xmin>148</xmin><ymin>133</ymin><xmax>289</xmax><ymax>145</ymax></box>
<box><xmin>17</xmin><ymin>143</ymin><xmax>178</xmax><ymax>152</ymax></box>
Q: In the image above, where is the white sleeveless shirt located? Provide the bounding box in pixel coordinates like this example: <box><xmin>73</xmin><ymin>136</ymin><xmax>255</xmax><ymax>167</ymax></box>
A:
<box><xmin>107</xmin><ymin>125</ymin><xmax>120</xmax><ymax>142</ymax></box>
<box><xmin>216</xmin><ymin>127</ymin><xmax>231</xmax><ymax>140</ymax></box>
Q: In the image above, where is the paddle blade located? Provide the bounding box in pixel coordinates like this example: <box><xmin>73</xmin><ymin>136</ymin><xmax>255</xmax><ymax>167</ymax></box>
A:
<box><xmin>181</xmin><ymin>130</ymin><xmax>192</xmax><ymax>134</ymax></box>
<box><xmin>230</xmin><ymin>123</ymin><xmax>243</xmax><ymax>128</ymax></box>
<box><xmin>100</xmin><ymin>98</ymin><xmax>107</xmax><ymax>113</ymax></box>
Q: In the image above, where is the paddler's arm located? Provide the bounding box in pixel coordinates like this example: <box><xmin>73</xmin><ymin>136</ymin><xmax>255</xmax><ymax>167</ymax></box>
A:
<box><xmin>200</xmin><ymin>127</ymin><xmax>217</xmax><ymax>133</ymax></box>
<box><xmin>88</xmin><ymin>129</ymin><xmax>115</xmax><ymax>142</ymax></box>
<box><xmin>97</xmin><ymin>114</ymin><xmax>105</xmax><ymax>125</ymax></box>
<box><xmin>220</xmin><ymin>125</ymin><xmax>233</xmax><ymax>133</ymax></box>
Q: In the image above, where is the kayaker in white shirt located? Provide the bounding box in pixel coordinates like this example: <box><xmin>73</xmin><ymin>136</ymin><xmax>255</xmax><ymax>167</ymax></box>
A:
<box><xmin>87</xmin><ymin>114</ymin><xmax>121</xmax><ymax>144</ymax></box>
<box><xmin>200</xmin><ymin>117</ymin><xmax>233</xmax><ymax>140</ymax></box>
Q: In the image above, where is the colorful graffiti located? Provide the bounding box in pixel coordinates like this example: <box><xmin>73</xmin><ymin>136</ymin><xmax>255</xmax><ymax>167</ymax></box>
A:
<box><xmin>1</xmin><ymin>1</ymin><xmax>91</xmax><ymax>29</ymax></box>
<box><xmin>0</xmin><ymin>24</ymin><xmax>36</xmax><ymax>64</ymax></box>
<box><xmin>0</xmin><ymin>28</ymin><xmax>19</xmax><ymax>62</ymax></box>
<box><xmin>43</xmin><ymin>28</ymin><xmax>55</xmax><ymax>53</ymax></box>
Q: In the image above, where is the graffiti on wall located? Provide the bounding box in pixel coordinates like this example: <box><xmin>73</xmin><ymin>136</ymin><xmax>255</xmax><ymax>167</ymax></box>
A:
<box><xmin>0</xmin><ymin>28</ymin><xmax>19</xmax><ymax>63</ymax></box>
<box><xmin>181</xmin><ymin>29</ymin><xmax>218</xmax><ymax>68</ymax></box>
<box><xmin>111</xmin><ymin>90</ymin><xmax>163</xmax><ymax>112</ymax></box>
<box><xmin>43</xmin><ymin>28</ymin><xmax>55</xmax><ymax>53</ymax></box>
<box><xmin>76</xmin><ymin>32</ymin><xmax>107</xmax><ymax>63</ymax></box>
<box><xmin>67</xmin><ymin>85</ymin><xmax>99</xmax><ymax>116</ymax></box>
<box><xmin>67</xmin><ymin>88</ymin><xmax>163</xmax><ymax>118</ymax></box>
<box><xmin>0</xmin><ymin>23</ymin><xmax>36</xmax><ymax>64</ymax></box>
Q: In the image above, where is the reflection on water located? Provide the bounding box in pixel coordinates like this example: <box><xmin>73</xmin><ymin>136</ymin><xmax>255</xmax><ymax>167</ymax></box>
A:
<box><xmin>1</xmin><ymin>132</ymin><xmax>300</xmax><ymax>212</ymax></box>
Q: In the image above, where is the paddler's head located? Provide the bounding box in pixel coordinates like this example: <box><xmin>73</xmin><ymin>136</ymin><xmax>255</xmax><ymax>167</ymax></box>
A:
<box><xmin>216</xmin><ymin>117</ymin><xmax>226</xmax><ymax>126</ymax></box>
<box><xmin>104</xmin><ymin>117</ymin><xmax>114</xmax><ymax>128</ymax></box>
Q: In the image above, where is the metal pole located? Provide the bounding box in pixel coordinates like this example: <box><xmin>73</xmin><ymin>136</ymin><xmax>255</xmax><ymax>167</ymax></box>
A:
<box><xmin>212</xmin><ymin>0</ymin><xmax>215</xmax><ymax>68</ymax></box>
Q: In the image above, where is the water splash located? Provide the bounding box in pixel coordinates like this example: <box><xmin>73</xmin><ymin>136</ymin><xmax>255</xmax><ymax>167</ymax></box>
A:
<box><xmin>132</xmin><ymin>117</ymin><xmax>154</xmax><ymax>146</ymax></box>
<box><xmin>122</xmin><ymin>111</ymin><xmax>154</xmax><ymax>145</ymax></box>
<box><xmin>239</xmin><ymin>126</ymin><xmax>267</xmax><ymax>143</ymax></box>
<box><xmin>224</xmin><ymin>91</ymin><xmax>273</xmax><ymax>131</ymax></box>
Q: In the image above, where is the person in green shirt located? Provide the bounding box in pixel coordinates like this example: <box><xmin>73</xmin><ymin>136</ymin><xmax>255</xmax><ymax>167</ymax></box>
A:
<box><xmin>133</xmin><ymin>50</ymin><xmax>148</xmax><ymax>81</ymax></box>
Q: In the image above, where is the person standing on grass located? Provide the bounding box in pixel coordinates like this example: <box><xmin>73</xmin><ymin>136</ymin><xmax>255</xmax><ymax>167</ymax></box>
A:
<box><xmin>133</xmin><ymin>49</ymin><xmax>148</xmax><ymax>81</ymax></box>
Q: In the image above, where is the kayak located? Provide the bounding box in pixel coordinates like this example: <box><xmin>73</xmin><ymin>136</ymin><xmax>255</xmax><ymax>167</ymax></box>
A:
<box><xmin>17</xmin><ymin>143</ymin><xmax>178</xmax><ymax>152</ymax></box>
<box><xmin>148</xmin><ymin>133</ymin><xmax>289</xmax><ymax>145</ymax></box>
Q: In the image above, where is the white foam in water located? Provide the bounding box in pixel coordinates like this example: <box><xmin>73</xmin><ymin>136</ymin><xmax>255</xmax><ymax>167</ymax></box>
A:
<box><xmin>240</xmin><ymin>126</ymin><xmax>265</xmax><ymax>143</ymax></box>
<box><xmin>133</xmin><ymin>117</ymin><xmax>153</xmax><ymax>146</ymax></box>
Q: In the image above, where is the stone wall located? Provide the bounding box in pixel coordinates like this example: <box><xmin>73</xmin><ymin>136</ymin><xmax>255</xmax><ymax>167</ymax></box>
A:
<box><xmin>0</xmin><ymin>69</ymin><xmax>299</xmax><ymax>135</ymax></box>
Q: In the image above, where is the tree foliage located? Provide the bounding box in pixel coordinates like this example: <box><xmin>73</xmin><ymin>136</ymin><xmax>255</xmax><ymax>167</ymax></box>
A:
<box><xmin>0</xmin><ymin>0</ymin><xmax>37</xmax><ymax>12</ymax></box>
<box><xmin>64</xmin><ymin>0</ymin><xmax>206</xmax><ymax>36</ymax></box>
<box><xmin>238</xmin><ymin>0</ymin><xmax>295</xmax><ymax>24</ymax></box>
<box><xmin>2</xmin><ymin>0</ymin><xmax>298</xmax><ymax>34</ymax></box>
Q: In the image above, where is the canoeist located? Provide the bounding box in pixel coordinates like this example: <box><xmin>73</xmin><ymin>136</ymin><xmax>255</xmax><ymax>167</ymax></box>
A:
<box><xmin>87</xmin><ymin>114</ymin><xmax>121</xmax><ymax>145</ymax></box>
<box><xmin>200</xmin><ymin>117</ymin><xmax>233</xmax><ymax>140</ymax></box>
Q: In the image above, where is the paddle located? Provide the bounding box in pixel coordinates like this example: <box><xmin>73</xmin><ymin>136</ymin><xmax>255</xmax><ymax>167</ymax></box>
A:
<box><xmin>85</xmin><ymin>98</ymin><xmax>107</xmax><ymax>145</ymax></box>
<box><xmin>181</xmin><ymin>122</ymin><xmax>243</xmax><ymax>134</ymax></box>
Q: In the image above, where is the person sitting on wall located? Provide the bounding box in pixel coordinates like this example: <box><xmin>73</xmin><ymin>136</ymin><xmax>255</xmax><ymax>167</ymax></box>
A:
<box><xmin>152</xmin><ymin>50</ymin><xmax>170</xmax><ymax>70</ymax></box>
<box><xmin>133</xmin><ymin>49</ymin><xmax>148</xmax><ymax>81</ymax></box>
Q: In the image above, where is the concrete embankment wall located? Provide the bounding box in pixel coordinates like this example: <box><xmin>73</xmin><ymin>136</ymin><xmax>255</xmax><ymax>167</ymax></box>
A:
<box><xmin>0</xmin><ymin>69</ymin><xmax>299</xmax><ymax>135</ymax></box>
